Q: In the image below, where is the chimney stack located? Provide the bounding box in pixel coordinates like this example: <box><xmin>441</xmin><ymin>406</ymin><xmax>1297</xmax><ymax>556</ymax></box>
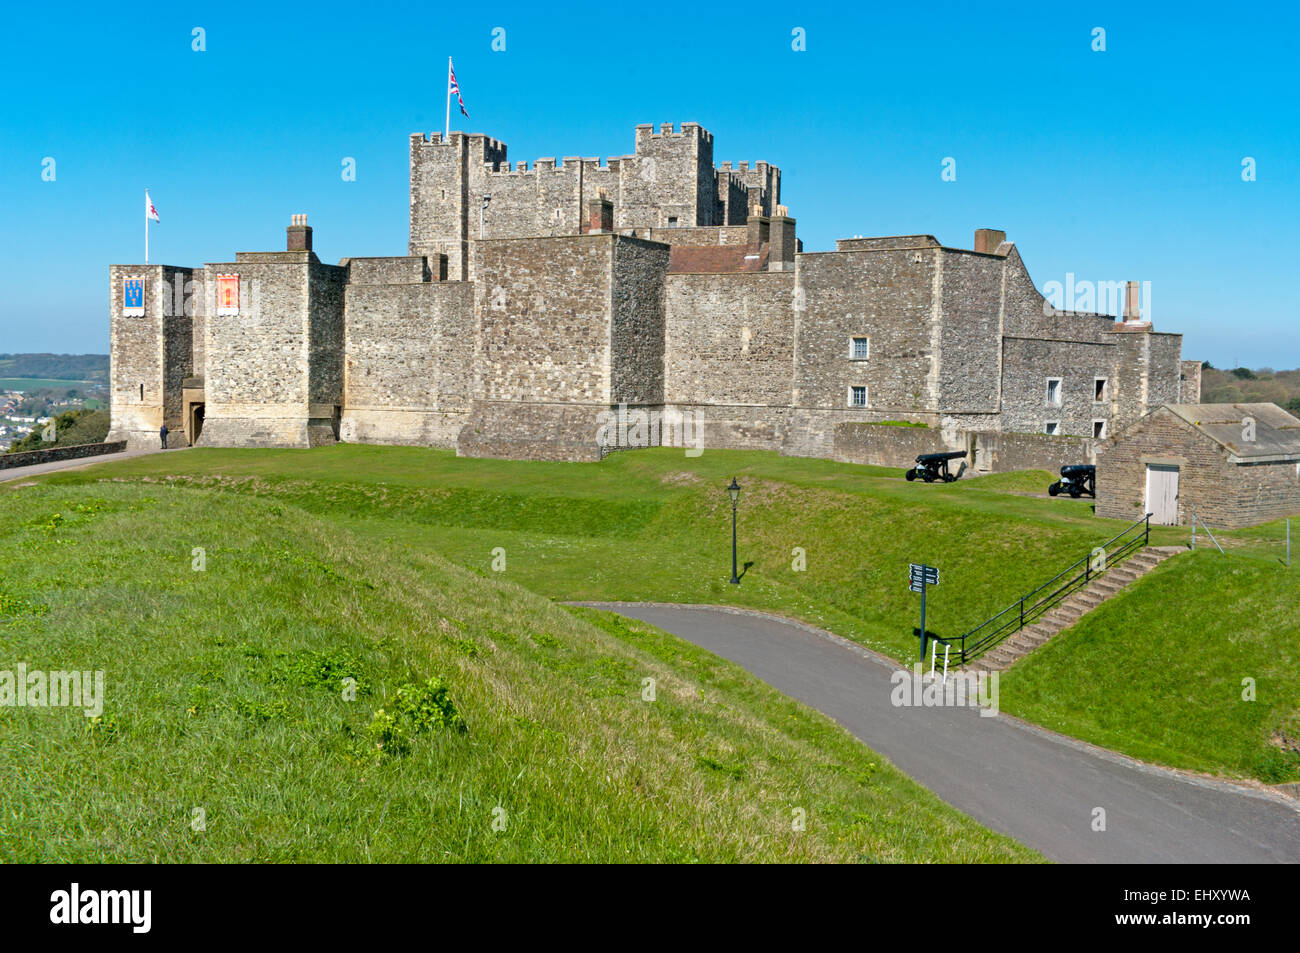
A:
<box><xmin>287</xmin><ymin>214</ymin><xmax>312</xmax><ymax>252</ymax></box>
<box><xmin>1123</xmin><ymin>280</ymin><xmax>1140</xmax><ymax>321</ymax></box>
<box><xmin>768</xmin><ymin>205</ymin><xmax>796</xmax><ymax>272</ymax></box>
<box><xmin>973</xmin><ymin>228</ymin><xmax>1006</xmax><ymax>254</ymax></box>
<box><xmin>584</xmin><ymin>191</ymin><xmax>614</xmax><ymax>234</ymax></box>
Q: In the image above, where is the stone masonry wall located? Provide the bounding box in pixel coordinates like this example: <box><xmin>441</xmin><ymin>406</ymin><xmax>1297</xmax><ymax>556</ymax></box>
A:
<box><xmin>610</xmin><ymin>238</ymin><xmax>670</xmax><ymax>405</ymax></box>
<box><xmin>937</xmin><ymin>249</ymin><xmax>1002</xmax><ymax>414</ymax></box>
<box><xmin>664</xmin><ymin>272</ymin><xmax>796</xmax><ymax>407</ymax></box>
<box><xmin>792</xmin><ymin>249</ymin><xmax>938</xmax><ymax>414</ymax></box>
<box><xmin>0</xmin><ymin>441</ymin><xmax>127</xmax><ymax>471</ymax></box>
<box><xmin>471</xmin><ymin>234</ymin><xmax>616</xmax><ymax>403</ymax></box>
<box><xmin>107</xmin><ymin>264</ymin><xmax>197</xmax><ymax>450</ymax></box>
<box><xmin>198</xmin><ymin>254</ymin><xmax>316</xmax><ymax>448</ymax></box>
<box><xmin>342</xmin><ymin>280</ymin><xmax>474</xmax><ymax>447</ymax></box>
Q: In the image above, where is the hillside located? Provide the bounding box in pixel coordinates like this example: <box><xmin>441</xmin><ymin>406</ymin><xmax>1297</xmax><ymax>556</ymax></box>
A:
<box><xmin>22</xmin><ymin>445</ymin><xmax>1299</xmax><ymax>803</ymax></box>
<box><xmin>0</xmin><ymin>475</ymin><xmax>1035</xmax><ymax>862</ymax></box>
<box><xmin>0</xmin><ymin>353</ymin><xmax>108</xmax><ymax>383</ymax></box>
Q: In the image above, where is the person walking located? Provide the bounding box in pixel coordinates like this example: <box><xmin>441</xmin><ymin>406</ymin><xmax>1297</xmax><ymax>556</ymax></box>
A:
<box><xmin>160</xmin><ymin>424</ymin><xmax>169</xmax><ymax>450</ymax></box>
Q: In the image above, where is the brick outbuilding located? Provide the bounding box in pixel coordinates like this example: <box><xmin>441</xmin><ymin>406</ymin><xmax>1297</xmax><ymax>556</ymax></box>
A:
<box><xmin>1096</xmin><ymin>403</ymin><xmax>1300</xmax><ymax>528</ymax></box>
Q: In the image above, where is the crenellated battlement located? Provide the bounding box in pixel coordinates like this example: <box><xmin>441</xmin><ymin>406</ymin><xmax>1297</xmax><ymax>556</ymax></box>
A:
<box><xmin>410</xmin><ymin>121</ymin><xmax>785</xmax><ymax>274</ymax></box>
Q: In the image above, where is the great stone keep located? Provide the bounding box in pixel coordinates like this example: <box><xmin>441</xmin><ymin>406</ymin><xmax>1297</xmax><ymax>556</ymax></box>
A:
<box><xmin>107</xmin><ymin>122</ymin><xmax>1199</xmax><ymax>463</ymax></box>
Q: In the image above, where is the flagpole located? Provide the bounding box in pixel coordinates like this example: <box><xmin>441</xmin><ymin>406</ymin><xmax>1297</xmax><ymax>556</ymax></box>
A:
<box><xmin>445</xmin><ymin>57</ymin><xmax>451</xmax><ymax>141</ymax></box>
<box><xmin>145</xmin><ymin>189</ymin><xmax>150</xmax><ymax>264</ymax></box>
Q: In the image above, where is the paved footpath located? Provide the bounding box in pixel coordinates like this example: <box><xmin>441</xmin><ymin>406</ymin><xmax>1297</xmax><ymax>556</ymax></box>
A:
<box><xmin>576</xmin><ymin>602</ymin><xmax>1300</xmax><ymax>863</ymax></box>
<box><xmin>0</xmin><ymin>447</ymin><xmax>182</xmax><ymax>483</ymax></box>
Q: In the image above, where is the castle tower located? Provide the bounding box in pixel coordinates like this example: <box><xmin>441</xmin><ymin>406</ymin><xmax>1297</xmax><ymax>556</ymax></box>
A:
<box><xmin>106</xmin><ymin>264</ymin><xmax>201</xmax><ymax>449</ymax></box>
<box><xmin>195</xmin><ymin>216</ymin><xmax>347</xmax><ymax>448</ymax></box>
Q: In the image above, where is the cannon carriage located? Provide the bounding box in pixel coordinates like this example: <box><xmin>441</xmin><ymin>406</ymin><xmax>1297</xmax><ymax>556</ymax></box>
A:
<box><xmin>1048</xmin><ymin>464</ymin><xmax>1096</xmax><ymax>498</ymax></box>
<box><xmin>905</xmin><ymin>450</ymin><xmax>967</xmax><ymax>483</ymax></box>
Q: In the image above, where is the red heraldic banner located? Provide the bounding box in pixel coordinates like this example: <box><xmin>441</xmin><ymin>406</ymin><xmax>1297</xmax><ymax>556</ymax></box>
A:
<box><xmin>216</xmin><ymin>274</ymin><xmax>239</xmax><ymax>315</ymax></box>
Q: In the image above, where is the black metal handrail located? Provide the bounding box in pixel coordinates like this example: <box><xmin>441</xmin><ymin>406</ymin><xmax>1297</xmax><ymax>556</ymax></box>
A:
<box><xmin>954</xmin><ymin>513</ymin><xmax>1152</xmax><ymax>663</ymax></box>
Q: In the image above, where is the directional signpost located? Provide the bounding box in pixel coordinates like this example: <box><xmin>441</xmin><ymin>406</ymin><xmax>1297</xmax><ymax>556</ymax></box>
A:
<box><xmin>909</xmin><ymin>563</ymin><xmax>939</xmax><ymax>661</ymax></box>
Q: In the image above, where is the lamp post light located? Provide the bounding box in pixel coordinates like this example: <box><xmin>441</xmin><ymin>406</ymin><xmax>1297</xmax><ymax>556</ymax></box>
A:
<box><xmin>727</xmin><ymin>477</ymin><xmax>742</xmax><ymax>584</ymax></box>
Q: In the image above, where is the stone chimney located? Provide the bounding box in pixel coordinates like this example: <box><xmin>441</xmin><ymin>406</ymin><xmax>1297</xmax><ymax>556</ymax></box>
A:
<box><xmin>287</xmin><ymin>214</ymin><xmax>312</xmax><ymax>252</ymax></box>
<box><xmin>973</xmin><ymin>228</ymin><xmax>1006</xmax><ymax>254</ymax></box>
<box><xmin>585</xmin><ymin>191</ymin><xmax>614</xmax><ymax>234</ymax></box>
<box><xmin>768</xmin><ymin>205</ymin><xmax>796</xmax><ymax>272</ymax></box>
<box><xmin>1123</xmin><ymin>280</ymin><xmax>1141</xmax><ymax>321</ymax></box>
<box><xmin>746</xmin><ymin>206</ymin><xmax>770</xmax><ymax>247</ymax></box>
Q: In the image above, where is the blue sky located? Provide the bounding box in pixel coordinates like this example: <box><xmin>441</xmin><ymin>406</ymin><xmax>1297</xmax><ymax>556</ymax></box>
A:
<box><xmin>0</xmin><ymin>1</ymin><xmax>1295</xmax><ymax>366</ymax></box>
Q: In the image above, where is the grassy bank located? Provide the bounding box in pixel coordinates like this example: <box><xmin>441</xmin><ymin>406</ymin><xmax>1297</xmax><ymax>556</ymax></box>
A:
<box><xmin>24</xmin><ymin>443</ymin><xmax>1300</xmax><ymax>786</ymax></box>
<box><xmin>0</xmin><ymin>478</ymin><xmax>1037</xmax><ymax>862</ymax></box>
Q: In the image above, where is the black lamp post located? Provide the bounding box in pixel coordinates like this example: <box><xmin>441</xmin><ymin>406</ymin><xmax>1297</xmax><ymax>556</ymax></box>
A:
<box><xmin>727</xmin><ymin>477</ymin><xmax>742</xmax><ymax>584</ymax></box>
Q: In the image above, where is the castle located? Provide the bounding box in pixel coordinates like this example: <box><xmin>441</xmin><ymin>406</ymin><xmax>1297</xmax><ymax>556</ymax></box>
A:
<box><xmin>108</xmin><ymin>121</ymin><xmax>1200</xmax><ymax>465</ymax></box>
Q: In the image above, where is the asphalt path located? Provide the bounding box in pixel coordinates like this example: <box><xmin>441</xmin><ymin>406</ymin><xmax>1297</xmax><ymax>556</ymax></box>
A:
<box><xmin>575</xmin><ymin>602</ymin><xmax>1300</xmax><ymax>863</ymax></box>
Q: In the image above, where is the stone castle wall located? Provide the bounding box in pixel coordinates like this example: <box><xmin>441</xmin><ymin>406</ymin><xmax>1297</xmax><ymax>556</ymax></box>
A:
<box><xmin>109</xmin><ymin>122</ymin><xmax>1200</xmax><ymax>469</ymax></box>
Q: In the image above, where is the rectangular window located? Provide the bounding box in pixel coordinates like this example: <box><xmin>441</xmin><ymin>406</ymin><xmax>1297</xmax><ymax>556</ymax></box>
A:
<box><xmin>1044</xmin><ymin>421</ymin><xmax>1060</xmax><ymax>435</ymax></box>
<box><xmin>850</xmin><ymin>336</ymin><xmax>870</xmax><ymax>360</ymax></box>
<box><xmin>1094</xmin><ymin>378</ymin><xmax>1108</xmax><ymax>402</ymax></box>
<box><xmin>849</xmin><ymin>386</ymin><xmax>867</xmax><ymax>407</ymax></box>
<box><xmin>667</xmin><ymin>216</ymin><xmax>678</xmax><ymax>227</ymax></box>
<box><xmin>1046</xmin><ymin>378</ymin><xmax>1062</xmax><ymax>406</ymax></box>
<box><xmin>1093</xmin><ymin>419</ymin><xmax>1107</xmax><ymax>438</ymax></box>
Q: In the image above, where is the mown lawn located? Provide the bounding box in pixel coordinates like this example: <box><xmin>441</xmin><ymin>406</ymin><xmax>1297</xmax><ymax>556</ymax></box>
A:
<box><xmin>0</xmin><ymin>479</ymin><xmax>1038</xmax><ymax>862</ymax></box>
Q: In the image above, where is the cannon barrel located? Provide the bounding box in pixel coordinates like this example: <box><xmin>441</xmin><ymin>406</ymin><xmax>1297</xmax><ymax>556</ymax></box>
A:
<box><xmin>915</xmin><ymin>450</ymin><xmax>968</xmax><ymax>464</ymax></box>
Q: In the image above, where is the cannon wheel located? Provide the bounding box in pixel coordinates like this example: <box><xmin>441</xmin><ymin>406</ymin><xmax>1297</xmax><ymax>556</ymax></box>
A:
<box><xmin>905</xmin><ymin>468</ymin><xmax>918</xmax><ymax>481</ymax></box>
<box><xmin>1069</xmin><ymin>485</ymin><xmax>1083</xmax><ymax>498</ymax></box>
<box><xmin>922</xmin><ymin>470</ymin><xmax>937</xmax><ymax>483</ymax></box>
<box><xmin>1048</xmin><ymin>483</ymin><xmax>1061</xmax><ymax>496</ymax></box>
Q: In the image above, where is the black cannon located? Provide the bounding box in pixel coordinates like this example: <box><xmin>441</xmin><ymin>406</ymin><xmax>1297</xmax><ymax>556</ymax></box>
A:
<box><xmin>905</xmin><ymin>450</ymin><xmax>967</xmax><ymax>483</ymax></box>
<box><xmin>1048</xmin><ymin>464</ymin><xmax>1095</xmax><ymax>498</ymax></box>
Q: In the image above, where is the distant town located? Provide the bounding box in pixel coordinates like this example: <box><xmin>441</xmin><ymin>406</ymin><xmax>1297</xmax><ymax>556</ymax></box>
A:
<box><xmin>0</xmin><ymin>353</ymin><xmax>109</xmax><ymax>452</ymax></box>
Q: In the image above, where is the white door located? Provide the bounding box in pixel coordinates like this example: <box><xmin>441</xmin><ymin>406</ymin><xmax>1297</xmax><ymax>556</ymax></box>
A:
<box><xmin>1145</xmin><ymin>464</ymin><xmax>1180</xmax><ymax>525</ymax></box>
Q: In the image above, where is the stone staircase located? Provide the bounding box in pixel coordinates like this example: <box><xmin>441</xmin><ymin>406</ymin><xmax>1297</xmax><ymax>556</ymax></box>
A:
<box><xmin>965</xmin><ymin>546</ymin><xmax>1183</xmax><ymax>673</ymax></box>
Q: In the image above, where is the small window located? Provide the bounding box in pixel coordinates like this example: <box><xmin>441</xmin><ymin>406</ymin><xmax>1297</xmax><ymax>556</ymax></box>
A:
<box><xmin>440</xmin><ymin>188</ymin><xmax>447</xmax><ymax>200</ymax></box>
<box><xmin>849</xmin><ymin>336</ymin><xmax>870</xmax><ymax>360</ymax></box>
<box><xmin>139</xmin><ymin>383</ymin><xmax>144</xmax><ymax>401</ymax></box>
<box><xmin>1093</xmin><ymin>419</ymin><xmax>1107</xmax><ymax>438</ymax></box>
<box><xmin>849</xmin><ymin>386</ymin><xmax>868</xmax><ymax>407</ymax></box>
<box><xmin>667</xmin><ymin>216</ymin><xmax>678</xmax><ymax>227</ymax></box>
<box><xmin>1044</xmin><ymin>421</ymin><xmax>1060</xmax><ymax>435</ymax></box>
<box><xmin>1045</xmin><ymin>378</ymin><xmax>1062</xmax><ymax>406</ymax></box>
<box><xmin>1094</xmin><ymin>378</ymin><xmax>1108</xmax><ymax>402</ymax></box>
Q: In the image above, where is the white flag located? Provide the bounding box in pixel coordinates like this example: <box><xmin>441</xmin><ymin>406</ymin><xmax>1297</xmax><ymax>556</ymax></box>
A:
<box><xmin>146</xmin><ymin>190</ymin><xmax>160</xmax><ymax>223</ymax></box>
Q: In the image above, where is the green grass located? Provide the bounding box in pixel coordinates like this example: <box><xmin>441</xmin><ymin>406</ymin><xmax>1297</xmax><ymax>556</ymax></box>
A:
<box><xmin>0</xmin><ymin>378</ymin><xmax>95</xmax><ymax>391</ymax></box>
<box><xmin>45</xmin><ymin>445</ymin><xmax>1157</xmax><ymax>663</ymax></box>
<box><xmin>19</xmin><ymin>442</ymin><xmax>1300</xmax><ymax>797</ymax></box>
<box><xmin>0</xmin><ymin>479</ymin><xmax>1036</xmax><ymax>862</ymax></box>
<box><xmin>1001</xmin><ymin>541</ymin><xmax>1300</xmax><ymax>782</ymax></box>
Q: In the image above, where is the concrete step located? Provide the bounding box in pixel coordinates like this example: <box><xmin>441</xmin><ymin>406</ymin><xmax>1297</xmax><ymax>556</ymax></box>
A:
<box><xmin>963</xmin><ymin>544</ymin><xmax>1184</xmax><ymax>671</ymax></box>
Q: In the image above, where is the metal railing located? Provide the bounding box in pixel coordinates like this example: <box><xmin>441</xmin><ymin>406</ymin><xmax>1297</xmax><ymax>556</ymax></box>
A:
<box><xmin>946</xmin><ymin>513</ymin><xmax>1152</xmax><ymax>664</ymax></box>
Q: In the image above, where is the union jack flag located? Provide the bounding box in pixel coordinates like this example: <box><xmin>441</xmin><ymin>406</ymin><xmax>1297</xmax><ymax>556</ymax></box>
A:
<box><xmin>449</xmin><ymin>59</ymin><xmax>469</xmax><ymax>118</ymax></box>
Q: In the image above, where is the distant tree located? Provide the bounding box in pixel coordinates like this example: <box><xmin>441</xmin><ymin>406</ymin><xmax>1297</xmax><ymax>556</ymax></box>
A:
<box><xmin>1288</xmin><ymin>397</ymin><xmax>1300</xmax><ymax>416</ymax></box>
<box><xmin>1201</xmin><ymin>360</ymin><xmax>1215</xmax><ymax>370</ymax></box>
<box><xmin>1231</xmin><ymin>367</ymin><xmax>1257</xmax><ymax>380</ymax></box>
<box><xmin>6</xmin><ymin>409</ymin><xmax>109</xmax><ymax>453</ymax></box>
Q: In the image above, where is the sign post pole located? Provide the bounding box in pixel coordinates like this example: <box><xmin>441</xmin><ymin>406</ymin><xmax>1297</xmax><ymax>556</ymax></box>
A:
<box><xmin>909</xmin><ymin>563</ymin><xmax>939</xmax><ymax>662</ymax></box>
